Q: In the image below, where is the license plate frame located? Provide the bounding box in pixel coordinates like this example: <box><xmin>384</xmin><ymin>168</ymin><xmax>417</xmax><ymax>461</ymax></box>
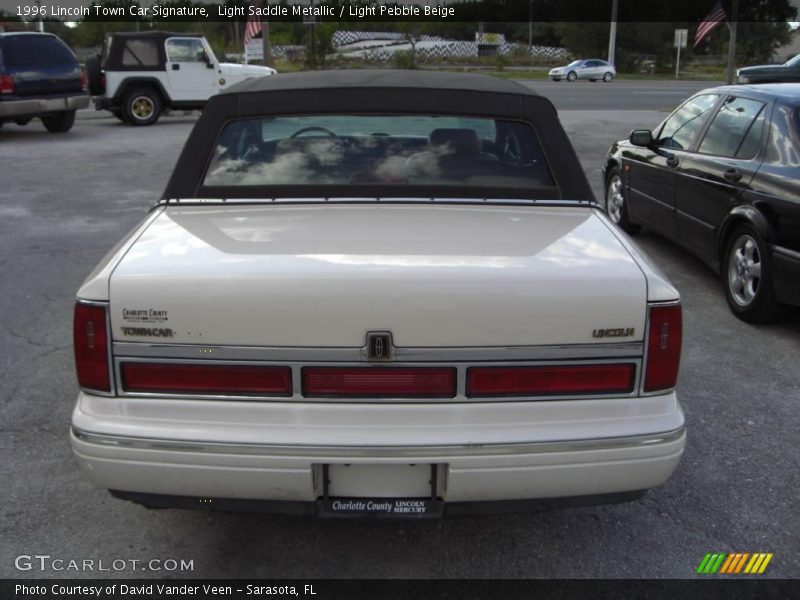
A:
<box><xmin>316</xmin><ymin>464</ymin><xmax>444</xmax><ymax>519</ymax></box>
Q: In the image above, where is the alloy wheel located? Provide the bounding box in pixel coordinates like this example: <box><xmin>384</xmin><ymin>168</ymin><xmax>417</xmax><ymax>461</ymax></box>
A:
<box><xmin>131</xmin><ymin>96</ymin><xmax>155</xmax><ymax>121</ymax></box>
<box><xmin>727</xmin><ymin>234</ymin><xmax>762</xmax><ymax>307</ymax></box>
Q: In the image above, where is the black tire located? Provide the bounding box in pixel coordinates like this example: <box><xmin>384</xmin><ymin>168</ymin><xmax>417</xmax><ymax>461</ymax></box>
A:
<box><xmin>605</xmin><ymin>166</ymin><xmax>640</xmax><ymax>234</ymax></box>
<box><xmin>110</xmin><ymin>109</ymin><xmax>126</xmax><ymax>122</ymax></box>
<box><xmin>722</xmin><ymin>224</ymin><xmax>784</xmax><ymax>323</ymax></box>
<box><xmin>85</xmin><ymin>55</ymin><xmax>103</xmax><ymax>95</ymax></box>
<box><xmin>567</xmin><ymin>71</ymin><xmax>577</xmax><ymax>82</ymax></box>
<box><xmin>603</xmin><ymin>71</ymin><xmax>614</xmax><ymax>82</ymax></box>
<box><xmin>15</xmin><ymin>117</ymin><xmax>31</xmax><ymax>126</ymax></box>
<box><xmin>42</xmin><ymin>110</ymin><xmax>76</xmax><ymax>133</ymax></box>
<box><xmin>122</xmin><ymin>87</ymin><xmax>161</xmax><ymax>126</ymax></box>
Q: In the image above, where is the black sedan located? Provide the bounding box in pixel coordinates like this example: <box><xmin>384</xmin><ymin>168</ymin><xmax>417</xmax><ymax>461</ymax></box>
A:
<box><xmin>737</xmin><ymin>54</ymin><xmax>800</xmax><ymax>84</ymax></box>
<box><xmin>603</xmin><ymin>84</ymin><xmax>800</xmax><ymax>323</ymax></box>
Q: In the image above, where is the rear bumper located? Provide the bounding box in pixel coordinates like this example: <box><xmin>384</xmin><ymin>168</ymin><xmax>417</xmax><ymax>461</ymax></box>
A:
<box><xmin>109</xmin><ymin>489</ymin><xmax>649</xmax><ymax>517</ymax></box>
<box><xmin>70</xmin><ymin>390</ymin><xmax>686</xmax><ymax>514</ymax></box>
<box><xmin>0</xmin><ymin>93</ymin><xmax>89</xmax><ymax>118</ymax></box>
<box><xmin>94</xmin><ymin>96</ymin><xmax>118</xmax><ymax>111</ymax></box>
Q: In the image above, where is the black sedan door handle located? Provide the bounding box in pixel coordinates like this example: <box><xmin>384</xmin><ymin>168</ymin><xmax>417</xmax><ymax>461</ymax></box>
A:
<box><xmin>666</xmin><ymin>156</ymin><xmax>679</xmax><ymax>168</ymax></box>
<box><xmin>724</xmin><ymin>168</ymin><xmax>743</xmax><ymax>182</ymax></box>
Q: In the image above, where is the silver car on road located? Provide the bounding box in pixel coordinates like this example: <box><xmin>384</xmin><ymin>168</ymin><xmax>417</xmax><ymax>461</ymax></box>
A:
<box><xmin>549</xmin><ymin>59</ymin><xmax>616</xmax><ymax>82</ymax></box>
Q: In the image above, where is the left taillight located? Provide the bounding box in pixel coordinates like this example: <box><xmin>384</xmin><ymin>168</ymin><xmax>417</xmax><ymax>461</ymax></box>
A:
<box><xmin>73</xmin><ymin>302</ymin><xmax>111</xmax><ymax>392</ymax></box>
<box><xmin>121</xmin><ymin>363</ymin><xmax>292</xmax><ymax>397</ymax></box>
<box><xmin>0</xmin><ymin>74</ymin><xmax>14</xmax><ymax>95</ymax></box>
<box><xmin>643</xmin><ymin>303</ymin><xmax>682</xmax><ymax>392</ymax></box>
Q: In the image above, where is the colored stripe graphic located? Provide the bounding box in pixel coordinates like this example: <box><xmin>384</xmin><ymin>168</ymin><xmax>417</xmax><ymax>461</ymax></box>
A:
<box><xmin>758</xmin><ymin>554</ymin><xmax>773</xmax><ymax>573</ymax></box>
<box><xmin>697</xmin><ymin>553</ymin><xmax>713</xmax><ymax>574</ymax></box>
<box><xmin>744</xmin><ymin>554</ymin><xmax>761</xmax><ymax>574</ymax></box>
<box><xmin>701</xmin><ymin>552</ymin><xmax>774</xmax><ymax>575</ymax></box>
<box><xmin>735</xmin><ymin>553</ymin><xmax>750</xmax><ymax>573</ymax></box>
<box><xmin>719</xmin><ymin>553</ymin><xmax>736</xmax><ymax>573</ymax></box>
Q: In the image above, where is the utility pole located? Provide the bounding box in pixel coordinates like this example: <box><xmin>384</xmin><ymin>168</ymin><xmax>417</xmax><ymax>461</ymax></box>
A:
<box><xmin>35</xmin><ymin>0</ymin><xmax>44</xmax><ymax>32</ymax></box>
<box><xmin>528</xmin><ymin>0</ymin><xmax>533</xmax><ymax>53</ymax></box>
<box><xmin>726</xmin><ymin>0</ymin><xmax>739</xmax><ymax>84</ymax></box>
<box><xmin>607</xmin><ymin>0</ymin><xmax>618</xmax><ymax>66</ymax></box>
<box><xmin>261</xmin><ymin>0</ymin><xmax>274</xmax><ymax>68</ymax></box>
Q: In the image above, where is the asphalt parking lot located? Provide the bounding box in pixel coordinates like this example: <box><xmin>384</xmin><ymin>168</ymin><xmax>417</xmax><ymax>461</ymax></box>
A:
<box><xmin>1</xmin><ymin>83</ymin><xmax>798</xmax><ymax>579</ymax></box>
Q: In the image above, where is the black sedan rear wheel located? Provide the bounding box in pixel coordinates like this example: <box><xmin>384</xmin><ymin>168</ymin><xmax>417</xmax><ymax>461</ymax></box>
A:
<box><xmin>723</xmin><ymin>225</ymin><xmax>784</xmax><ymax>323</ymax></box>
<box><xmin>605</xmin><ymin>167</ymin><xmax>639</xmax><ymax>234</ymax></box>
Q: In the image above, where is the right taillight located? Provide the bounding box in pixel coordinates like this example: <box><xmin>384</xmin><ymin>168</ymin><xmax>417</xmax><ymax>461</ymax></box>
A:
<box><xmin>0</xmin><ymin>74</ymin><xmax>14</xmax><ymax>95</ymax></box>
<box><xmin>643</xmin><ymin>303</ymin><xmax>682</xmax><ymax>392</ymax></box>
<box><xmin>73</xmin><ymin>301</ymin><xmax>111</xmax><ymax>392</ymax></box>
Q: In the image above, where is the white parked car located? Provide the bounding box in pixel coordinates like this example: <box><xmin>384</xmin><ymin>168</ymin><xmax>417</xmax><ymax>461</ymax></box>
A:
<box><xmin>70</xmin><ymin>70</ymin><xmax>685</xmax><ymax>518</ymax></box>
<box><xmin>550</xmin><ymin>59</ymin><xmax>616</xmax><ymax>82</ymax></box>
<box><xmin>85</xmin><ymin>31</ymin><xmax>276</xmax><ymax>125</ymax></box>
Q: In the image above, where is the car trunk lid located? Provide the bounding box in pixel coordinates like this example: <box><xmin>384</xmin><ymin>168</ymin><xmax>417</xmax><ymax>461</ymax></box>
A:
<box><xmin>108</xmin><ymin>203</ymin><xmax>648</xmax><ymax>348</ymax></box>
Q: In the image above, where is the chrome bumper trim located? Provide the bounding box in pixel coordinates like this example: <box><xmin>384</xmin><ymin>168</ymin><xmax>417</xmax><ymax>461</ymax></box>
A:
<box><xmin>72</xmin><ymin>426</ymin><xmax>685</xmax><ymax>458</ymax></box>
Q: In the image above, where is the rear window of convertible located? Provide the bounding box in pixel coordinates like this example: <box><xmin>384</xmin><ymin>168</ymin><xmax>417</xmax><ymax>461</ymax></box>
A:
<box><xmin>202</xmin><ymin>115</ymin><xmax>554</xmax><ymax>189</ymax></box>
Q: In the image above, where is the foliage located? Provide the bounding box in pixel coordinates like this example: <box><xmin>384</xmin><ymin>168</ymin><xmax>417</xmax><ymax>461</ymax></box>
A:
<box><xmin>555</xmin><ymin>7</ymin><xmax>796</xmax><ymax>74</ymax></box>
<box><xmin>303</xmin><ymin>22</ymin><xmax>337</xmax><ymax>69</ymax></box>
<box><xmin>494</xmin><ymin>52</ymin><xmax>509</xmax><ymax>71</ymax></box>
<box><xmin>392</xmin><ymin>50</ymin><xmax>416</xmax><ymax>70</ymax></box>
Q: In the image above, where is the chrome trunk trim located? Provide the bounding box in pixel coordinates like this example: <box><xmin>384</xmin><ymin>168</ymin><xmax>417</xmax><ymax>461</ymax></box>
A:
<box><xmin>112</xmin><ymin>341</ymin><xmax>643</xmax><ymax>362</ymax></box>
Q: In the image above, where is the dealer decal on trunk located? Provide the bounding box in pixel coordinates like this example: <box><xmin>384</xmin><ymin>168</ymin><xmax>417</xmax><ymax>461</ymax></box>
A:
<box><xmin>121</xmin><ymin>308</ymin><xmax>169</xmax><ymax>323</ymax></box>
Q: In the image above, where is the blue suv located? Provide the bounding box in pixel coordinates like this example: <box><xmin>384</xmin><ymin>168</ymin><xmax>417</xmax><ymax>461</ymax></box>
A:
<box><xmin>0</xmin><ymin>32</ymin><xmax>89</xmax><ymax>133</ymax></box>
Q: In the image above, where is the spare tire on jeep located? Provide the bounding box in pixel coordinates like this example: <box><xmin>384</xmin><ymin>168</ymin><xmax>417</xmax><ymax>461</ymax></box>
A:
<box><xmin>85</xmin><ymin>55</ymin><xmax>103</xmax><ymax>96</ymax></box>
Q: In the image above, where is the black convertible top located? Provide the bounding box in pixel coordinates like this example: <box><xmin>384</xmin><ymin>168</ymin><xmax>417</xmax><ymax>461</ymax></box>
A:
<box><xmin>106</xmin><ymin>31</ymin><xmax>203</xmax><ymax>40</ymax></box>
<box><xmin>164</xmin><ymin>69</ymin><xmax>593</xmax><ymax>203</ymax></box>
<box><xmin>222</xmin><ymin>69</ymin><xmax>542</xmax><ymax>97</ymax></box>
<box><xmin>102</xmin><ymin>31</ymin><xmax>203</xmax><ymax>71</ymax></box>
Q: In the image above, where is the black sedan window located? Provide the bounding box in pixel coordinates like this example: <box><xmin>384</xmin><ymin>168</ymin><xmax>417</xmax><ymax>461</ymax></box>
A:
<box><xmin>203</xmin><ymin>115</ymin><xmax>554</xmax><ymax>189</ymax></box>
<box><xmin>657</xmin><ymin>94</ymin><xmax>719</xmax><ymax>150</ymax></box>
<box><xmin>698</xmin><ymin>96</ymin><xmax>766</xmax><ymax>159</ymax></box>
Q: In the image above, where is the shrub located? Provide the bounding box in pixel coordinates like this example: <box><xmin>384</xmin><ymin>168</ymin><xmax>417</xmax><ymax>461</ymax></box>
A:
<box><xmin>392</xmin><ymin>50</ymin><xmax>416</xmax><ymax>70</ymax></box>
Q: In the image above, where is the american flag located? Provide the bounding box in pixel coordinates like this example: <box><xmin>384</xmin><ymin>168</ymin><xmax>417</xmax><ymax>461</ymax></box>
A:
<box><xmin>243</xmin><ymin>9</ymin><xmax>262</xmax><ymax>46</ymax></box>
<box><xmin>694</xmin><ymin>1</ymin><xmax>727</xmax><ymax>48</ymax></box>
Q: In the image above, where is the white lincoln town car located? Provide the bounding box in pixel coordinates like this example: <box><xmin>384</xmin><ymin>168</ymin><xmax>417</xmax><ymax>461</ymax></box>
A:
<box><xmin>70</xmin><ymin>70</ymin><xmax>685</xmax><ymax>518</ymax></box>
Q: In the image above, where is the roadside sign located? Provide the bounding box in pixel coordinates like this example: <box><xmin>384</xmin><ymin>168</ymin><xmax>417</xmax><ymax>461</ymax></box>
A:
<box><xmin>674</xmin><ymin>29</ymin><xmax>688</xmax><ymax>78</ymax></box>
<box><xmin>245</xmin><ymin>41</ymin><xmax>263</xmax><ymax>61</ymax></box>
